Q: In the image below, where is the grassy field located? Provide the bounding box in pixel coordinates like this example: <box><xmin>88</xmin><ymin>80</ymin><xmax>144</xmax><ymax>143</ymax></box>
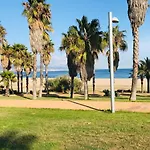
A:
<box><xmin>0</xmin><ymin>93</ymin><xmax>150</xmax><ymax>102</ymax></box>
<box><xmin>0</xmin><ymin>108</ymin><xmax>150</xmax><ymax>150</ymax></box>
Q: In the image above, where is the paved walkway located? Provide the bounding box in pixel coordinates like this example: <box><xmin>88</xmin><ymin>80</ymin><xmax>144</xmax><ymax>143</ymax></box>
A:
<box><xmin>0</xmin><ymin>100</ymin><xmax>150</xmax><ymax>112</ymax></box>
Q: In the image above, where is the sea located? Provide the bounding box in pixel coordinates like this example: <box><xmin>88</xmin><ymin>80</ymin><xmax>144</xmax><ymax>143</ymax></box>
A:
<box><xmin>28</xmin><ymin>68</ymin><xmax>132</xmax><ymax>79</ymax></box>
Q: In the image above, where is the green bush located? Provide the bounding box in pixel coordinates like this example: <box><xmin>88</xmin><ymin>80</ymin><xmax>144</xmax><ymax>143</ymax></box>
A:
<box><xmin>46</xmin><ymin>76</ymin><xmax>82</xmax><ymax>93</ymax></box>
<box><xmin>74</xmin><ymin>78</ymin><xmax>82</xmax><ymax>93</ymax></box>
<box><xmin>103</xmin><ymin>89</ymin><xmax>120</xmax><ymax>97</ymax></box>
<box><xmin>103</xmin><ymin>89</ymin><xmax>110</xmax><ymax>96</ymax></box>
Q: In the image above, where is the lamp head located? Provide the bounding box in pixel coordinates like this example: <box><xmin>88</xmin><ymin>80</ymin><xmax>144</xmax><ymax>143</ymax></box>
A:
<box><xmin>112</xmin><ymin>17</ymin><xmax>119</xmax><ymax>23</ymax></box>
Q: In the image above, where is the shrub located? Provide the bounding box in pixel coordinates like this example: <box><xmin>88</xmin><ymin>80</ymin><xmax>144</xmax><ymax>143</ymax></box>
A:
<box><xmin>74</xmin><ymin>78</ymin><xmax>82</xmax><ymax>93</ymax></box>
<box><xmin>103</xmin><ymin>89</ymin><xmax>119</xmax><ymax>97</ymax></box>
<box><xmin>46</xmin><ymin>76</ymin><xmax>82</xmax><ymax>93</ymax></box>
<box><xmin>103</xmin><ymin>89</ymin><xmax>110</xmax><ymax>96</ymax></box>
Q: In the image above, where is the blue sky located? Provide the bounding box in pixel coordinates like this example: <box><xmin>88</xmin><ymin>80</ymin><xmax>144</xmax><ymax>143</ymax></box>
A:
<box><xmin>0</xmin><ymin>0</ymin><xmax>150</xmax><ymax>70</ymax></box>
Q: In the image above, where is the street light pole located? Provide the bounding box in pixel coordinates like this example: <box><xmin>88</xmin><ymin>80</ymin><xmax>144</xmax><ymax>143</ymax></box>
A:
<box><xmin>108</xmin><ymin>12</ymin><xmax>115</xmax><ymax>113</ymax></box>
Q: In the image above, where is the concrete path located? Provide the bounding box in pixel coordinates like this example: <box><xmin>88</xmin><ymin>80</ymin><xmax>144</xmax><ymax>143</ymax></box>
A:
<box><xmin>0</xmin><ymin>100</ymin><xmax>150</xmax><ymax>112</ymax></box>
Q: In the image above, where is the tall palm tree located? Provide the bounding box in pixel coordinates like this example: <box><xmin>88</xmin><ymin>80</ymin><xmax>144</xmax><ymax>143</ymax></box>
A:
<box><xmin>38</xmin><ymin>7</ymin><xmax>52</xmax><ymax>98</ymax></box>
<box><xmin>140</xmin><ymin>57</ymin><xmax>150</xmax><ymax>93</ymax></box>
<box><xmin>23</xmin><ymin>0</ymin><xmax>52</xmax><ymax>99</ymax></box>
<box><xmin>43</xmin><ymin>40</ymin><xmax>54</xmax><ymax>95</ymax></box>
<box><xmin>60</xmin><ymin>26</ymin><xmax>82</xmax><ymax>98</ymax></box>
<box><xmin>0</xmin><ymin>71</ymin><xmax>17</xmax><ymax>96</ymax></box>
<box><xmin>127</xmin><ymin>0</ymin><xmax>148</xmax><ymax>100</ymax></box>
<box><xmin>74</xmin><ymin>16</ymin><xmax>102</xmax><ymax>99</ymax></box>
<box><xmin>102</xmin><ymin>26</ymin><xmax>127</xmax><ymax>72</ymax></box>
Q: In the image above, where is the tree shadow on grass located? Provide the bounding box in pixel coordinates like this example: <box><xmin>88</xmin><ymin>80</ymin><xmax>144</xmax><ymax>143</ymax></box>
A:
<box><xmin>42</xmin><ymin>93</ymin><xmax>70</xmax><ymax>99</ymax></box>
<box><xmin>67</xmin><ymin>100</ymin><xmax>111</xmax><ymax>113</ymax></box>
<box><xmin>15</xmin><ymin>94</ymin><xmax>32</xmax><ymax>100</ymax></box>
<box><xmin>0</xmin><ymin>131</ymin><xmax>37</xmax><ymax>150</ymax></box>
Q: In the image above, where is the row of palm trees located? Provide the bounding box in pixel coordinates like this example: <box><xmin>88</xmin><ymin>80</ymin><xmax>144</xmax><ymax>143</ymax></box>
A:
<box><xmin>0</xmin><ymin>43</ymin><xmax>32</xmax><ymax>95</ymax></box>
<box><xmin>60</xmin><ymin>16</ymin><xmax>128</xmax><ymax>99</ymax></box>
<box><xmin>59</xmin><ymin>0</ymin><xmax>149</xmax><ymax>101</ymax></box>
<box><xmin>0</xmin><ymin>20</ymin><xmax>54</xmax><ymax>96</ymax></box>
<box><xmin>0</xmin><ymin>0</ymin><xmax>149</xmax><ymax>101</ymax></box>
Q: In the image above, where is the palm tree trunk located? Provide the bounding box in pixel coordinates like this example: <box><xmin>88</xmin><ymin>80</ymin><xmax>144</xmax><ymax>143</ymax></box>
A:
<box><xmin>45</xmin><ymin>65</ymin><xmax>48</xmax><ymax>95</ymax></box>
<box><xmin>141</xmin><ymin>78</ymin><xmax>144</xmax><ymax>93</ymax></box>
<box><xmin>84</xmin><ymin>80</ymin><xmax>88</xmax><ymax>100</ymax></box>
<box><xmin>147</xmin><ymin>78</ymin><xmax>150</xmax><ymax>93</ymax></box>
<box><xmin>11</xmin><ymin>81</ymin><xmax>13</xmax><ymax>94</ymax></box>
<box><xmin>39</xmin><ymin>52</ymin><xmax>43</xmax><ymax>98</ymax></box>
<box><xmin>33</xmin><ymin>53</ymin><xmax>37</xmax><ymax>100</ymax></box>
<box><xmin>70</xmin><ymin>76</ymin><xmax>74</xmax><ymax>98</ymax></box>
<box><xmin>26</xmin><ymin>74</ymin><xmax>29</xmax><ymax>94</ymax></box>
<box><xmin>5</xmin><ymin>84</ymin><xmax>9</xmax><ymax>97</ymax></box>
<box><xmin>17</xmin><ymin>71</ymin><xmax>20</xmax><ymax>93</ymax></box>
<box><xmin>21</xmin><ymin>69</ymin><xmax>23</xmax><ymax>94</ymax></box>
<box><xmin>130</xmin><ymin>26</ymin><xmax>139</xmax><ymax>101</ymax></box>
<box><xmin>93</xmin><ymin>69</ymin><xmax>95</xmax><ymax>94</ymax></box>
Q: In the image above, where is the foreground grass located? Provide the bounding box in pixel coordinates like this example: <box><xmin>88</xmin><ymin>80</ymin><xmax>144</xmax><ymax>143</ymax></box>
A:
<box><xmin>0</xmin><ymin>108</ymin><xmax>150</xmax><ymax>150</ymax></box>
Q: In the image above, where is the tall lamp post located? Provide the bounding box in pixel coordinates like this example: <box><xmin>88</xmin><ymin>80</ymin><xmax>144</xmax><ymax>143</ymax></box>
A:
<box><xmin>108</xmin><ymin>12</ymin><xmax>119</xmax><ymax>113</ymax></box>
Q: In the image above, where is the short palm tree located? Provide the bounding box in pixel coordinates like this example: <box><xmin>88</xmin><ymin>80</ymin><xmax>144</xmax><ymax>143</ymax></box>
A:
<box><xmin>12</xmin><ymin>44</ymin><xmax>28</xmax><ymax>94</ymax></box>
<box><xmin>127</xmin><ymin>0</ymin><xmax>148</xmax><ymax>100</ymax></box>
<box><xmin>0</xmin><ymin>71</ymin><xmax>17</xmax><ymax>96</ymax></box>
<box><xmin>60</xmin><ymin>26</ymin><xmax>82</xmax><ymax>98</ymax></box>
<box><xmin>43</xmin><ymin>40</ymin><xmax>54</xmax><ymax>95</ymax></box>
<box><xmin>140</xmin><ymin>57</ymin><xmax>150</xmax><ymax>93</ymax></box>
<box><xmin>23</xmin><ymin>0</ymin><xmax>52</xmax><ymax>99</ymax></box>
<box><xmin>129</xmin><ymin>64</ymin><xmax>145</xmax><ymax>93</ymax></box>
<box><xmin>138</xmin><ymin>63</ymin><xmax>145</xmax><ymax>93</ymax></box>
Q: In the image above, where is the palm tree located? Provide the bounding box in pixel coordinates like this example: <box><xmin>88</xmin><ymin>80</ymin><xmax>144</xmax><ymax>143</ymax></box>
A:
<box><xmin>10</xmin><ymin>73</ymin><xmax>17</xmax><ymax>94</ymax></box>
<box><xmin>0</xmin><ymin>24</ymin><xmax>7</xmax><ymax>49</ymax></box>
<box><xmin>12</xmin><ymin>44</ymin><xmax>28</xmax><ymax>94</ymax></box>
<box><xmin>60</xmin><ymin>26</ymin><xmax>82</xmax><ymax>98</ymax></box>
<box><xmin>1</xmin><ymin>44</ymin><xmax>13</xmax><ymax>71</ymax></box>
<box><xmin>129</xmin><ymin>64</ymin><xmax>145</xmax><ymax>93</ymax></box>
<box><xmin>43</xmin><ymin>40</ymin><xmax>54</xmax><ymax>95</ymax></box>
<box><xmin>0</xmin><ymin>71</ymin><xmax>17</xmax><ymax>96</ymax></box>
<box><xmin>138</xmin><ymin>63</ymin><xmax>145</xmax><ymax>93</ymax></box>
<box><xmin>127</xmin><ymin>0</ymin><xmax>148</xmax><ymax>100</ymax></box>
<box><xmin>74</xmin><ymin>16</ymin><xmax>102</xmax><ymax>99</ymax></box>
<box><xmin>140</xmin><ymin>57</ymin><xmax>150</xmax><ymax>93</ymax></box>
<box><xmin>23</xmin><ymin>0</ymin><xmax>52</xmax><ymax>99</ymax></box>
<box><xmin>102</xmin><ymin>26</ymin><xmax>127</xmax><ymax>72</ymax></box>
<box><xmin>24</xmin><ymin>51</ymin><xmax>33</xmax><ymax>94</ymax></box>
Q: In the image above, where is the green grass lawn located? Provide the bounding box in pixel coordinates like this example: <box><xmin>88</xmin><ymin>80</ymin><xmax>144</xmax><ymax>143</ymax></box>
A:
<box><xmin>0</xmin><ymin>108</ymin><xmax>150</xmax><ymax>150</ymax></box>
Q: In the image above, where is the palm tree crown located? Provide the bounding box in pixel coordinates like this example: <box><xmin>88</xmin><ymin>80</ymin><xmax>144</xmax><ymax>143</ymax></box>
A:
<box><xmin>102</xmin><ymin>26</ymin><xmax>128</xmax><ymax>72</ymax></box>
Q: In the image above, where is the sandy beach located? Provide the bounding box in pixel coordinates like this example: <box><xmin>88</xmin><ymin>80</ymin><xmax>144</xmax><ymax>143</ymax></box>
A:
<box><xmin>10</xmin><ymin>78</ymin><xmax>147</xmax><ymax>93</ymax></box>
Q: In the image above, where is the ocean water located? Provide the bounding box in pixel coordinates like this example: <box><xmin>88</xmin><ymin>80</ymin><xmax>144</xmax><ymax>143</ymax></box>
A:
<box><xmin>29</xmin><ymin>68</ymin><xmax>132</xmax><ymax>79</ymax></box>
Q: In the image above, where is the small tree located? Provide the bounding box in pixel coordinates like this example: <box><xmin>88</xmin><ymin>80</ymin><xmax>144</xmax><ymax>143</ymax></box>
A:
<box><xmin>140</xmin><ymin>57</ymin><xmax>150</xmax><ymax>93</ymax></box>
<box><xmin>0</xmin><ymin>71</ymin><xmax>16</xmax><ymax>96</ymax></box>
